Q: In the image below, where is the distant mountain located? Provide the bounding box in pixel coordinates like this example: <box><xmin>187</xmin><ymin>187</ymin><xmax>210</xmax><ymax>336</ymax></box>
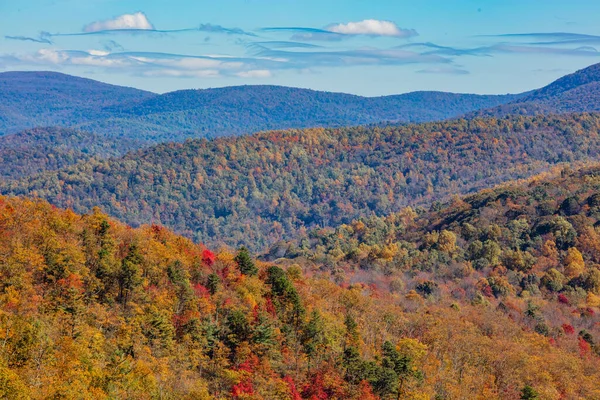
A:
<box><xmin>6</xmin><ymin>113</ymin><xmax>600</xmax><ymax>251</ymax></box>
<box><xmin>0</xmin><ymin>71</ymin><xmax>523</xmax><ymax>141</ymax></box>
<box><xmin>0</xmin><ymin>71</ymin><xmax>154</xmax><ymax>134</ymax></box>
<box><xmin>472</xmin><ymin>63</ymin><xmax>600</xmax><ymax>117</ymax></box>
<box><xmin>90</xmin><ymin>86</ymin><xmax>523</xmax><ymax>141</ymax></box>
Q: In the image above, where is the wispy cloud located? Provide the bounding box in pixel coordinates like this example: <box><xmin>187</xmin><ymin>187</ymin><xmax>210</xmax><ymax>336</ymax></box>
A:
<box><xmin>488</xmin><ymin>32</ymin><xmax>600</xmax><ymax>46</ymax></box>
<box><xmin>5</xmin><ymin>34</ymin><xmax>53</xmax><ymax>45</ymax></box>
<box><xmin>417</xmin><ymin>66</ymin><xmax>469</xmax><ymax>75</ymax></box>
<box><xmin>251</xmin><ymin>45</ymin><xmax>450</xmax><ymax>68</ymax></box>
<box><xmin>48</xmin><ymin>24</ymin><xmax>256</xmax><ymax>38</ymax></box>
<box><xmin>396</xmin><ymin>42</ymin><xmax>492</xmax><ymax>56</ymax></box>
<box><xmin>398</xmin><ymin>41</ymin><xmax>600</xmax><ymax>58</ymax></box>
<box><xmin>236</xmin><ymin>70</ymin><xmax>272</xmax><ymax>78</ymax></box>
<box><xmin>250</xmin><ymin>41</ymin><xmax>323</xmax><ymax>49</ymax></box>
<box><xmin>262</xmin><ymin>27</ymin><xmax>345</xmax><ymax>42</ymax></box>
<box><xmin>2</xmin><ymin>48</ymin><xmax>277</xmax><ymax>79</ymax></box>
<box><xmin>8</xmin><ymin>12</ymin><xmax>257</xmax><ymax>42</ymax></box>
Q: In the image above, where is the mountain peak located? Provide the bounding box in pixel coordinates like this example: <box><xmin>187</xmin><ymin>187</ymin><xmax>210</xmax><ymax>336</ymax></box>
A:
<box><xmin>522</xmin><ymin>62</ymin><xmax>600</xmax><ymax>101</ymax></box>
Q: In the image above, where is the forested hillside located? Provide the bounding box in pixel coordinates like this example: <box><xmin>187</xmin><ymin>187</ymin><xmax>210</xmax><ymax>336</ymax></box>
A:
<box><xmin>473</xmin><ymin>63</ymin><xmax>600</xmax><ymax>118</ymax></box>
<box><xmin>0</xmin><ymin>71</ymin><xmax>522</xmax><ymax>141</ymax></box>
<box><xmin>0</xmin><ymin>72</ymin><xmax>154</xmax><ymax>134</ymax></box>
<box><xmin>84</xmin><ymin>86</ymin><xmax>521</xmax><ymax>142</ymax></box>
<box><xmin>5</xmin><ymin>113</ymin><xmax>600</xmax><ymax>251</ymax></box>
<box><xmin>0</xmin><ymin>127</ymin><xmax>143</xmax><ymax>180</ymax></box>
<box><xmin>0</xmin><ymin>195</ymin><xmax>598</xmax><ymax>399</ymax></box>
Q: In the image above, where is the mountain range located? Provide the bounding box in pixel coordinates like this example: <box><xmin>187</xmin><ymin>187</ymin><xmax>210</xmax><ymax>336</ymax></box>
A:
<box><xmin>0</xmin><ymin>70</ymin><xmax>521</xmax><ymax>142</ymax></box>
<box><xmin>3</xmin><ymin>63</ymin><xmax>600</xmax><ymax>183</ymax></box>
<box><xmin>5</xmin><ymin>63</ymin><xmax>600</xmax><ymax>145</ymax></box>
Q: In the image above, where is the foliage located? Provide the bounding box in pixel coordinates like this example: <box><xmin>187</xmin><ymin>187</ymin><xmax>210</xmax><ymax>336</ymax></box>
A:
<box><xmin>472</xmin><ymin>62</ymin><xmax>600</xmax><ymax>118</ymax></box>
<box><xmin>7</xmin><ymin>113</ymin><xmax>600</xmax><ymax>251</ymax></box>
<box><xmin>0</xmin><ymin>71</ymin><xmax>523</xmax><ymax>140</ymax></box>
<box><xmin>0</xmin><ymin>127</ymin><xmax>142</xmax><ymax>180</ymax></box>
<box><xmin>0</xmin><ymin>195</ymin><xmax>598</xmax><ymax>398</ymax></box>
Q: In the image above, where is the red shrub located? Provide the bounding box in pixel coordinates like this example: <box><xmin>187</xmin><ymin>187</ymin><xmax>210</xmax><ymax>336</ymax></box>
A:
<box><xmin>232</xmin><ymin>380</ymin><xmax>254</xmax><ymax>398</ymax></box>
<box><xmin>283</xmin><ymin>376</ymin><xmax>302</xmax><ymax>400</ymax></box>
<box><xmin>562</xmin><ymin>324</ymin><xmax>576</xmax><ymax>335</ymax></box>
<box><xmin>558</xmin><ymin>294</ymin><xmax>570</xmax><ymax>305</ymax></box>
<box><xmin>579</xmin><ymin>337</ymin><xmax>591</xmax><ymax>357</ymax></box>
<box><xmin>202</xmin><ymin>249</ymin><xmax>216</xmax><ymax>266</ymax></box>
<box><xmin>193</xmin><ymin>283</ymin><xmax>210</xmax><ymax>298</ymax></box>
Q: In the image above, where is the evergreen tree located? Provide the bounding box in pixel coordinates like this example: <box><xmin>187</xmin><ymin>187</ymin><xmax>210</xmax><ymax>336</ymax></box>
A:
<box><xmin>235</xmin><ymin>247</ymin><xmax>258</xmax><ymax>276</ymax></box>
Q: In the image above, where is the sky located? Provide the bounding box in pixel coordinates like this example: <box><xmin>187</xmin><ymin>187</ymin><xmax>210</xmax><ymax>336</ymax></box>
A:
<box><xmin>1</xmin><ymin>0</ymin><xmax>600</xmax><ymax>96</ymax></box>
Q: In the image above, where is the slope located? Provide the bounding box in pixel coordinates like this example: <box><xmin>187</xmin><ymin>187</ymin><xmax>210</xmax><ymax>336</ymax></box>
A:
<box><xmin>0</xmin><ymin>71</ymin><xmax>522</xmax><ymax>142</ymax></box>
<box><xmin>0</xmin><ymin>195</ymin><xmax>598</xmax><ymax>398</ymax></box>
<box><xmin>5</xmin><ymin>113</ymin><xmax>600</xmax><ymax>251</ymax></box>
<box><xmin>0</xmin><ymin>71</ymin><xmax>155</xmax><ymax>134</ymax></box>
<box><xmin>473</xmin><ymin>62</ymin><xmax>600</xmax><ymax>117</ymax></box>
<box><xmin>89</xmin><ymin>85</ymin><xmax>522</xmax><ymax>141</ymax></box>
<box><xmin>0</xmin><ymin>127</ymin><xmax>144</xmax><ymax>180</ymax></box>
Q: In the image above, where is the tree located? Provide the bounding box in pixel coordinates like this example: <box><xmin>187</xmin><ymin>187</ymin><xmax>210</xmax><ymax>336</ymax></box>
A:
<box><xmin>206</xmin><ymin>273</ymin><xmax>220</xmax><ymax>295</ymax></box>
<box><xmin>302</xmin><ymin>310</ymin><xmax>326</xmax><ymax>370</ymax></box>
<box><xmin>564</xmin><ymin>247</ymin><xmax>585</xmax><ymax>279</ymax></box>
<box><xmin>117</xmin><ymin>243</ymin><xmax>143</xmax><ymax>306</ymax></box>
<box><xmin>520</xmin><ymin>385</ymin><xmax>539</xmax><ymax>400</ymax></box>
<box><xmin>235</xmin><ymin>247</ymin><xmax>258</xmax><ymax>276</ymax></box>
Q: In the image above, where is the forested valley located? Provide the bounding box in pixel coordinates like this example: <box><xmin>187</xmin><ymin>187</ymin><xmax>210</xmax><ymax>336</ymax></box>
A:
<box><xmin>4</xmin><ymin>113</ymin><xmax>600</xmax><ymax>251</ymax></box>
<box><xmin>4</xmin><ymin>63</ymin><xmax>600</xmax><ymax>399</ymax></box>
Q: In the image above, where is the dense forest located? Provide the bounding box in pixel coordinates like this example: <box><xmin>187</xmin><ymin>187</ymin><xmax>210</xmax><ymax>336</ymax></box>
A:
<box><xmin>83</xmin><ymin>86</ymin><xmax>521</xmax><ymax>143</ymax></box>
<box><xmin>472</xmin><ymin>63</ymin><xmax>600</xmax><ymax>118</ymax></box>
<box><xmin>7</xmin><ymin>63</ymin><xmax>600</xmax><ymax>143</ymax></box>
<box><xmin>0</xmin><ymin>71</ymin><xmax>522</xmax><ymax>141</ymax></box>
<box><xmin>0</xmin><ymin>127</ymin><xmax>143</xmax><ymax>180</ymax></box>
<box><xmin>0</xmin><ymin>72</ymin><xmax>154</xmax><ymax>135</ymax></box>
<box><xmin>5</xmin><ymin>113</ymin><xmax>600</xmax><ymax>251</ymax></box>
<box><xmin>0</xmin><ymin>193</ymin><xmax>598</xmax><ymax>399</ymax></box>
<box><xmin>269</xmin><ymin>164</ymin><xmax>600</xmax><ymax>366</ymax></box>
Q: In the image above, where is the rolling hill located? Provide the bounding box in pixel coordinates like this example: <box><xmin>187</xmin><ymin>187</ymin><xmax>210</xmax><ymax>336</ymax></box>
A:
<box><xmin>5</xmin><ymin>113</ymin><xmax>600</xmax><ymax>251</ymax></box>
<box><xmin>0</xmin><ymin>71</ymin><xmax>154</xmax><ymax>134</ymax></box>
<box><xmin>0</xmin><ymin>71</ymin><xmax>522</xmax><ymax>142</ymax></box>
<box><xmin>473</xmin><ymin>63</ymin><xmax>600</xmax><ymax>117</ymax></box>
<box><xmin>0</xmin><ymin>127</ymin><xmax>143</xmax><ymax>180</ymax></box>
<box><xmin>87</xmin><ymin>86</ymin><xmax>523</xmax><ymax>142</ymax></box>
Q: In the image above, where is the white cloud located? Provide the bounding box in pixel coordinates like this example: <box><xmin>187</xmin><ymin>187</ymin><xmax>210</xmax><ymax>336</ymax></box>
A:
<box><xmin>84</xmin><ymin>12</ymin><xmax>154</xmax><ymax>33</ymax></box>
<box><xmin>326</xmin><ymin>19</ymin><xmax>417</xmax><ymax>38</ymax></box>
<box><xmin>88</xmin><ymin>50</ymin><xmax>110</xmax><ymax>56</ymax></box>
<box><xmin>236</xmin><ymin>70</ymin><xmax>272</xmax><ymax>78</ymax></box>
<box><xmin>35</xmin><ymin>49</ymin><xmax>68</xmax><ymax>64</ymax></box>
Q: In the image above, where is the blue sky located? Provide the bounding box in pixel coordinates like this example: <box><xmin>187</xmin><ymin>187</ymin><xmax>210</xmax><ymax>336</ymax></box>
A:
<box><xmin>1</xmin><ymin>0</ymin><xmax>600</xmax><ymax>95</ymax></box>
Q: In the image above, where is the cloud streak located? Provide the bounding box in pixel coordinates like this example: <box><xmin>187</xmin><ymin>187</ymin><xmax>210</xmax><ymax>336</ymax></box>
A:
<box><xmin>262</xmin><ymin>27</ymin><xmax>346</xmax><ymax>42</ymax></box>
<box><xmin>417</xmin><ymin>66</ymin><xmax>469</xmax><ymax>75</ymax></box>
<box><xmin>251</xmin><ymin>45</ymin><xmax>451</xmax><ymax>68</ymax></box>
<box><xmin>5</xmin><ymin>35</ymin><xmax>53</xmax><ymax>45</ymax></box>
<box><xmin>397</xmin><ymin>41</ymin><xmax>600</xmax><ymax>58</ymax></box>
